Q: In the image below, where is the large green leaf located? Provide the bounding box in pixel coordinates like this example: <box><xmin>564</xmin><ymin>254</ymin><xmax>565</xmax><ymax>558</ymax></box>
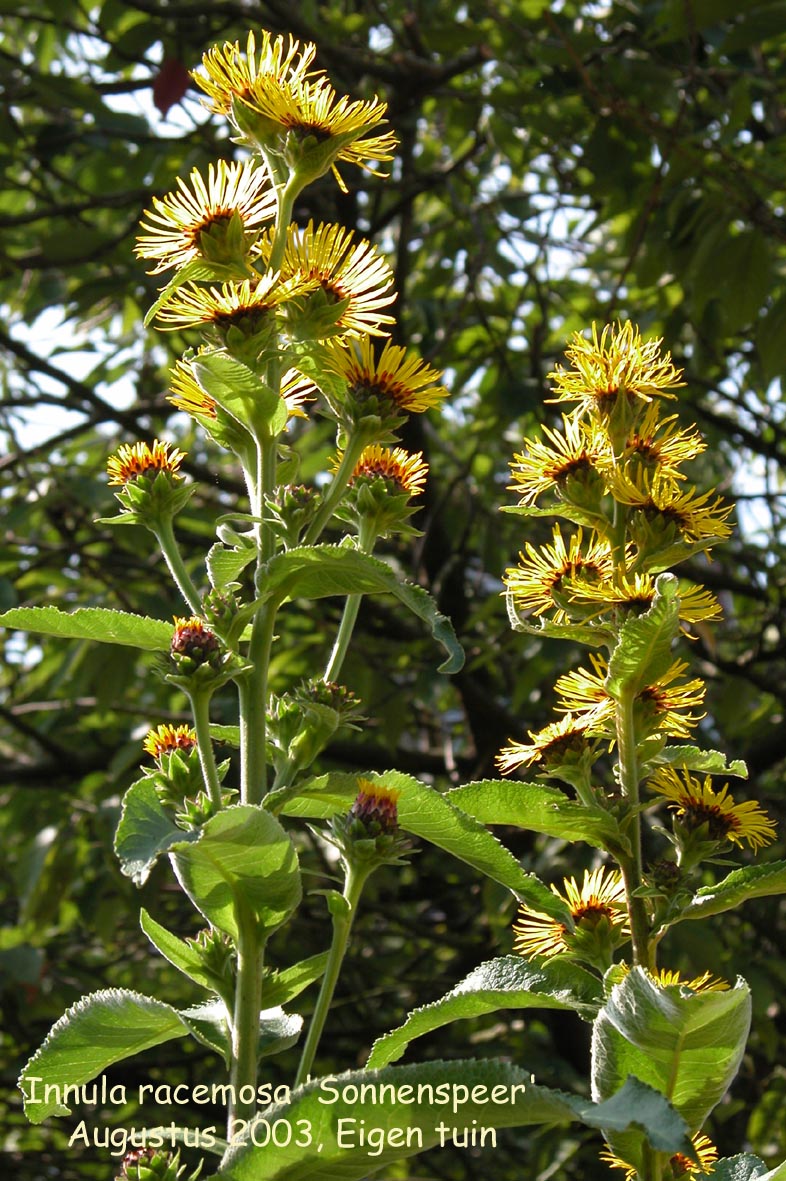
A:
<box><xmin>367</xmin><ymin>956</ymin><xmax>603</xmax><ymax>1068</ymax></box>
<box><xmin>643</xmin><ymin>745</ymin><xmax>748</xmax><ymax>778</ymax></box>
<box><xmin>0</xmin><ymin>606</ymin><xmax>173</xmax><ymax>650</ymax></box>
<box><xmin>709</xmin><ymin>1156</ymin><xmax>770</xmax><ymax>1181</ymax></box>
<box><xmin>258</xmin><ymin>545</ymin><xmax>464</xmax><ymax>673</ymax></box>
<box><xmin>19</xmin><ymin>989</ymin><xmax>191</xmax><ymax>1122</ymax></box>
<box><xmin>115</xmin><ymin>780</ymin><xmax>198</xmax><ymax>886</ymax></box>
<box><xmin>171</xmin><ymin>805</ymin><xmax>301</xmax><ymax>941</ymax></box>
<box><xmin>605</xmin><ymin>574</ymin><xmax>681</xmax><ymax>699</ymax></box>
<box><xmin>281</xmin><ymin>771</ymin><xmax>569</xmax><ymax>921</ymax></box>
<box><xmin>675</xmin><ymin>861</ymin><xmax>786</xmax><ymax>922</ymax></box>
<box><xmin>591</xmin><ymin>967</ymin><xmax>751</xmax><ymax>1170</ymax></box>
<box><xmin>193</xmin><ymin>352</ymin><xmax>286</xmax><ymax>434</ymax></box>
<box><xmin>208</xmin><ymin>1063</ymin><xmax>690</xmax><ymax>1180</ymax></box>
<box><xmin>446</xmin><ymin>779</ymin><xmax>626</xmax><ymax>852</ymax></box>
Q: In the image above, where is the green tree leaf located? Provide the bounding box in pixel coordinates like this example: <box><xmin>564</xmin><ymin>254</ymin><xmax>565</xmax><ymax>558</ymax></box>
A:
<box><xmin>115</xmin><ymin>780</ymin><xmax>198</xmax><ymax>885</ymax></box>
<box><xmin>282</xmin><ymin>770</ymin><xmax>568</xmax><ymax>921</ymax></box>
<box><xmin>675</xmin><ymin>861</ymin><xmax>786</xmax><ymax>922</ymax></box>
<box><xmin>367</xmin><ymin>956</ymin><xmax>603</xmax><ymax>1068</ymax></box>
<box><xmin>446</xmin><ymin>779</ymin><xmax>626</xmax><ymax>852</ymax></box>
<box><xmin>591</xmin><ymin>967</ymin><xmax>751</xmax><ymax>1170</ymax></box>
<box><xmin>0</xmin><ymin>605</ymin><xmax>173</xmax><ymax>650</ymax></box>
<box><xmin>207</xmin><ymin>1063</ymin><xmax>690</xmax><ymax>1180</ymax></box>
<box><xmin>18</xmin><ymin>989</ymin><xmax>191</xmax><ymax>1122</ymax></box>
<box><xmin>170</xmin><ymin>805</ymin><xmax>302</xmax><ymax>941</ymax></box>
<box><xmin>605</xmin><ymin>574</ymin><xmax>681</xmax><ymax>699</ymax></box>
<box><xmin>258</xmin><ymin>546</ymin><xmax>464</xmax><ymax>673</ymax></box>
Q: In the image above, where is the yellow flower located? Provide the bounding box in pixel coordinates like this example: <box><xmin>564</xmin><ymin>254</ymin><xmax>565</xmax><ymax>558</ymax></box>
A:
<box><xmin>347</xmin><ymin>444</ymin><xmax>429</xmax><ymax>496</ymax></box>
<box><xmin>565</xmin><ymin>571</ymin><xmax>722</xmax><ymax>626</ymax></box>
<box><xmin>611</xmin><ymin>403</ymin><xmax>706</xmax><ymax>483</ymax></box>
<box><xmin>549</xmin><ymin>321</ymin><xmax>685</xmax><ymax>412</ymax></box>
<box><xmin>351</xmin><ymin>778</ymin><xmax>401</xmax><ymax>834</ymax></box>
<box><xmin>154</xmin><ymin>273</ymin><xmax>310</xmax><ymax>332</ymax></box>
<box><xmin>273</xmin><ymin>221</ymin><xmax>395</xmax><ymax>338</ymax></box>
<box><xmin>508</xmin><ymin>414</ymin><xmax>605</xmax><ymax>505</ymax></box>
<box><xmin>513</xmin><ymin>867</ymin><xmax>628</xmax><ymax>961</ymax></box>
<box><xmin>193</xmin><ymin>30</ymin><xmax>321</xmax><ymax>117</ymax></box>
<box><xmin>496</xmin><ymin>713</ymin><xmax>591</xmax><ymax>774</ymax></box>
<box><xmin>647</xmin><ymin>968</ymin><xmax>729</xmax><ymax>993</ymax></box>
<box><xmin>143</xmin><ymin>723</ymin><xmax>197</xmax><ymax>759</ymax></box>
<box><xmin>554</xmin><ymin>656</ymin><xmax>705</xmax><ymax>738</ymax></box>
<box><xmin>106</xmin><ymin>440</ymin><xmax>185</xmax><ymax>485</ymax></box>
<box><xmin>608</xmin><ymin>468</ymin><xmax>733</xmax><ymax>546</ymax></box>
<box><xmin>135</xmin><ymin>159</ymin><xmax>276</xmax><ymax>274</ymax></box>
<box><xmin>600</xmin><ymin>1132</ymin><xmax>717</xmax><ymax>1180</ymax></box>
<box><xmin>169</xmin><ymin>355</ymin><xmax>314</xmax><ymax>422</ymax></box>
<box><xmin>648</xmin><ymin>767</ymin><xmax>777</xmax><ymax>851</ymax></box>
<box><xmin>321</xmin><ymin>336</ymin><xmax>449</xmax><ymax>415</ymax></box>
<box><xmin>503</xmin><ymin>525</ymin><xmax>613</xmax><ymax>622</ymax></box>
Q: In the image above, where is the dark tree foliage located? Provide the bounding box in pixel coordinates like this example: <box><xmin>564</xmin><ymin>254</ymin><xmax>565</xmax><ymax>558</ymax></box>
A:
<box><xmin>2</xmin><ymin>3</ymin><xmax>786</xmax><ymax>1178</ymax></box>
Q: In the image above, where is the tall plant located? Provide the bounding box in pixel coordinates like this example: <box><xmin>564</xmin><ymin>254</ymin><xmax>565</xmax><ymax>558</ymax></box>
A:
<box><xmin>5</xmin><ymin>26</ymin><xmax>786</xmax><ymax>1181</ymax></box>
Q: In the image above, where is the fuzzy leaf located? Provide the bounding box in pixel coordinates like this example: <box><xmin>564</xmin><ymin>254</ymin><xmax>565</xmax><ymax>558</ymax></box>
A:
<box><xmin>207</xmin><ymin>542</ymin><xmax>256</xmax><ymax>590</ymax></box>
<box><xmin>207</xmin><ymin>1063</ymin><xmax>689</xmax><ymax>1180</ymax></box>
<box><xmin>0</xmin><ymin>606</ymin><xmax>173</xmax><ymax>650</ymax></box>
<box><xmin>506</xmin><ymin>593</ymin><xmax>610</xmax><ymax>646</ymax></box>
<box><xmin>709</xmin><ymin>1156</ymin><xmax>771</xmax><ymax>1181</ymax></box>
<box><xmin>592</xmin><ymin>967</ymin><xmax>751</xmax><ymax>1170</ymax></box>
<box><xmin>644</xmin><ymin>745</ymin><xmax>748</xmax><ymax>778</ymax></box>
<box><xmin>139</xmin><ymin>909</ymin><xmax>220</xmax><ymax>993</ymax></box>
<box><xmin>19</xmin><ymin>989</ymin><xmax>190</xmax><ymax>1121</ymax></box>
<box><xmin>258</xmin><ymin>546</ymin><xmax>463</xmax><ymax>673</ymax></box>
<box><xmin>115</xmin><ymin>780</ymin><xmax>198</xmax><ymax>885</ymax></box>
<box><xmin>263</xmin><ymin>954</ymin><xmax>328</xmax><ymax>1009</ymax></box>
<box><xmin>368</xmin><ymin>956</ymin><xmax>603</xmax><ymax>1068</ymax></box>
<box><xmin>605</xmin><ymin>574</ymin><xmax>681</xmax><ymax>699</ymax></box>
<box><xmin>171</xmin><ymin>805</ymin><xmax>301</xmax><ymax>942</ymax></box>
<box><xmin>676</xmin><ymin>861</ymin><xmax>786</xmax><ymax>922</ymax></box>
<box><xmin>447</xmin><ymin>779</ymin><xmax>626</xmax><ymax>852</ymax></box>
<box><xmin>282</xmin><ymin>770</ymin><xmax>570</xmax><ymax>922</ymax></box>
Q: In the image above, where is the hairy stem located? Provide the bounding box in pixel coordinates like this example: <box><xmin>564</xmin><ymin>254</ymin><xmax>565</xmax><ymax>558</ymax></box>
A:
<box><xmin>227</xmin><ymin>903</ymin><xmax>264</xmax><ymax>1133</ymax></box>
<box><xmin>188</xmin><ymin>688</ymin><xmax>223</xmax><ymax>811</ymax></box>
<box><xmin>303</xmin><ymin>434</ymin><xmax>369</xmax><ymax>547</ymax></box>
<box><xmin>153</xmin><ymin>517</ymin><xmax>202</xmax><ymax>615</ymax></box>
<box><xmin>615</xmin><ymin>693</ymin><xmax>654</xmax><ymax>969</ymax></box>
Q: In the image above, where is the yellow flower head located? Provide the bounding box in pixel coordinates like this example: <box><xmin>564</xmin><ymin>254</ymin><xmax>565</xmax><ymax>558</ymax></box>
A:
<box><xmin>600</xmin><ymin>1132</ymin><xmax>717</xmax><ymax>1181</ymax></box>
<box><xmin>503</xmin><ymin>524</ymin><xmax>613</xmax><ymax>623</ymax></box>
<box><xmin>322</xmin><ymin>336</ymin><xmax>449</xmax><ymax>415</ymax></box>
<box><xmin>143</xmin><ymin>723</ymin><xmax>198</xmax><ymax>759</ymax></box>
<box><xmin>275</xmin><ymin>221</ymin><xmax>396</xmax><ymax>338</ymax></box>
<box><xmin>193</xmin><ymin>30</ymin><xmax>321</xmax><ymax>117</ymax></box>
<box><xmin>565</xmin><ymin>571</ymin><xmax>723</xmax><ymax>626</ymax></box>
<box><xmin>496</xmin><ymin>713</ymin><xmax>591</xmax><ymax>774</ymax></box>
<box><xmin>647</xmin><ymin>967</ymin><xmax>730</xmax><ymax>993</ymax></box>
<box><xmin>554</xmin><ymin>656</ymin><xmax>705</xmax><ymax>738</ymax></box>
<box><xmin>612</xmin><ymin>403</ymin><xmax>706</xmax><ymax>483</ymax></box>
<box><xmin>351</xmin><ymin>778</ymin><xmax>401</xmax><ymax>835</ymax></box>
<box><xmin>154</xmin><ymin>273</ymin><xmax>310</xmax><ymax>332</ymax></box>
<box><xmin>508</xmin><ymin>414</ymin><xmax>606</xmax><ymax>506</ymax></box>
<box><xmin>649</xmin><ymin>766</ymin><xmax>777</xmax><ymax>851</ymax></box>
<box><xmin>107</xmin><ymin>440</ymin><xmax>185</xmax><ymax>485</ymax></box>
<box><xmin>135</xmin><ymin>159</ymin><xmax>276</xmax><ymax>274</ymax></box>
<box><xmin>513</xmin><ymin>866</ymin><xmax>628</xmax><ymax>962</ymax></box>
<box><xmin>549</xmin><ymin>321</ymin><xmax>685</xmax><ymax>413</ymax></box>
<box><xmin>608</xmin><ymin>469</ymin><xmax>733</xmax><ymax>547</ymax></box>
<box><xmin>347</xmin><ymin>444</ymin><xmax>429</xmax><ymax>496</ymax></box>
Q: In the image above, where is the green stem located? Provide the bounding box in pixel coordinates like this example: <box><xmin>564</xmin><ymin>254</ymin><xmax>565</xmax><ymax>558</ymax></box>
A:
<box><xmin>323</xmin><ymin>519</ymin><xmax>377</xmax><ymax>684</ymax></box>
<box><xmin>268</xmin><ymin>178</ymin><xmax>298</xmax><ymax>274</ymax></box>
<box><xmin>615</xmin><ymin>693</ymin><xmax>654</xmax><ymax>969</ymax></box>
<box><xmin>153</xmin><ymin>517</ymin><xmax>202</xmax><ymax>615</ymax></box>
<box><xmin>294</xmin><ymin>863</ymin><xmax>371</xmax><ymax>1087</ymax></box>
<box><xmin>188</xmin><ymin>688</ymin><xmax>223</xmax><ymax>811</ymax></box>
<box><xmin>238</xmin><ymin>602</ymin><xmax>278</xmax><ymax>806</ymax></box>
<box><xmin>227</xmin><ymin>903</ymin><xmax>264</xmax><ymax>1133</ymax></box>
<box><xmin>303</xmin><ymin>433</ymin><xmax>370</xmax><ymax>547</ymax></box>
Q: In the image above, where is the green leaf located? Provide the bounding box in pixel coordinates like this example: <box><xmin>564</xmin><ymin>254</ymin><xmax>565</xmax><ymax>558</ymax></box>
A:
<box><xmin>0</xmin><ymin>606</ymin><xmax>173</xmax><ymax>650</ymax></box>
<box><xmin>606</xmin><ymin>574</ymin><xmax>681</xmax><ymax>699</ymax></box>
<box><xmin>263</xmin><ymin>954</ymin><xmax>328</xmax><ymax>1009</ymax></box>
<box><xmin>258</xmin><ymin>546</ymin><xmax>464</xmax><ymax>673</ymax></box>
<box><xmin>758</xmin><ymin>1158</ymin><xmax>786</xmax><ymax>1181</ymax></box>
<box><xmin>506</xmin><ymin>592</ymin><xmax>610</xmax><ymax>646</ymax></box>
<box><xmin>282</xmin><ymin>770</ymin><xmax>568</xmax><ymax>921</ymax></box>
<box><xmin>368</xmin><ymin>956</ymin><xmax>603</xmax><ymax>1068</ymax></box>
<box><xmin>115</xmin><ymin>780</ymin><xmax>198</xmax><ymax>886</ymax></box>
<box><xmin>591</xmin><ymin>966</ymin><xmax>751</xmax><ymax>1169</ymax></box>
<box><xmin>644</xmin><ymin>745</ymin><xmax>748</xmax><ymax>778</ymax></box>
<box><xmin>194</xmin><ymin>352</ymin><xmax>286</xmax><ymax>434</ymax></box>
<box><xmin>709</xmin><ymin>1156</ymin><xmax>770</xmax><ymax>1181</ymax></box>
<box><xmin>19</xmin><ymin>989</ymin><xmax>191</xmax><ymax>1122</ymax></box>
<box><xmin>446</xmin><ymin>779</ymin><xmax>626</xmax><ymax>852</ymax></box>
<box><xmin>208</xmin><ymin>1063</ymin><xmax>690</xmax><ymax>1180</ymax></box>
<box><xmin>179</xmin><ymin>998</ymin><xmax>231</xmax><ymax>1061</ymax></box>
<box><xmin>139</xmin><ymin>909</ymin><xmax>221</xmax><ymax>994</ymax></box>
<box><xmin>171</xmin><ymin>805</ymin><xmax>302</xmax><ymax>942</ymax></box>
<box><xmin>207</xmin><ymin>542</ymin><xmax>256</xmax><ymax>590</ymax></box>
<box><xmin>143</xmin><ymin>260</ymin><xmax>249</xmax><ymax>326</ymax></box>
<box><xmin>256</xmin><ymin>1008</ymin><xmax>303</xmax><ymax>1059</ymax></box>
<box><xmin>676</xmin><ymin>861</ymin><xmax>786</xmax><ymax>922</ymax></box>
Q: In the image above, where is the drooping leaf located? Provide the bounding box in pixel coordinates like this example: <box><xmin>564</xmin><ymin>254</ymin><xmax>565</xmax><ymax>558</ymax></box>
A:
<box><xmin>368</xmin><ymin>956</ymin><xmax>603</xmax><ymax>1068</ymax></box>
<box><xmin>643</xmin><ymin>745</ymin><xmax>748</xmax><ymax>778</ymax></box>
<box><xmin>0</xmin><ymin>606</ymin><xmax>173</xmax><ymax>650</ymax></box>
<box><xmin>591</xmin><ymin>967</ymin><xmax>751</xmax><ymax>1171</ymax></box>
<box><xmin>281</xmin><ymin>770</ymin><xmax>568</xmax><ymax>921</ymax></box>
<box><xmin>446</xmin><ymin>779</ymin><xmax>627</xmax><ymax>853</ymax></box>
<box><xmin>115</xmin><ymin>780</ymin><xmax>198</xmax><ymax>885</ymax></box>
<box><xmin>19</xmin><ymin>989</ymin><xmax>191</xmax><ymax>1122</ymax></box>
<box><xmin>675</xmin><ymin>861</ymin><xmax>786</xmax><ymax>922</ymax></box>
<box><xmin>170</xmin><ymin>805</ymin><xmax>301</xmax><ymax>942</ymax></box>
<box><xmin>207</xmin><ymin>1062</ymin><xmax>690</xmax><ymax>1180</ymax></box>
<box><xmin>257</xmin><ymin>546</ymin><xmax>464</xmax><ymax>673</ymax></box>
<box><xmin>605</xmin><ymin>574</ymin><xmax>681</xmax><ymax>699</ymax></box>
